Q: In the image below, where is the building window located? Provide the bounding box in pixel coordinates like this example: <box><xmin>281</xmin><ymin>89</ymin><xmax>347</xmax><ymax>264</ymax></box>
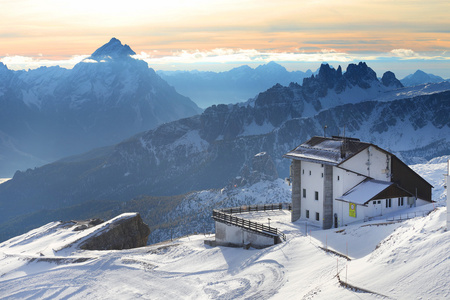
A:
<box><xmin>315</xmin><ymin>191</ymin><xmax>319</xmax><ymax>200</ymax></box>
<box><xmin>306</xmin><ymin>210</ymin><xmax>310</xmax><ymax>218</ymax></box>
<box><xmin>321</xmin><ymin>173</ymin><xmax>324</xmax><ymax>178</ymax></box>
<box><xmin>377</xmin><ymin>200</ymin><xmax>381</xmax><ymax>204</ymax></box>
<box><xmin>321</xmin><ymin>164</ymin><xmax>324</xmax><ymax>168</ymax></box>
<box><xmin>386</xmin><ymin>198</ymin><xmax>392</xmax><ymax>208</ymax></box>
<box><xmin>398</xmin><ymin>197</ymin><xmax>404</xmax><ymax>206</ymax></box>
<box><xmin>316</xmin><ymin>212</ymin><xmax>320</xmax><ymax>221</ymax></box>
<box><xmin>337</xmin><ymin>175</ymin><xmax>340</xmax><ymax>181</ymax></box>
<box><xmin>303</xmin><ymin>188</ymin><xmax>306</xmax><ymax>198</ymax></box>
<box><xmin>309</xmin><ymin>170</ymin><xmax>311</xmax><ymax>175</ymax></box>
<box><xmin>302</xmin><ymin>169</ymin><xmax>304</xmax><ymax>175</ymax></box>
<box><xmin>373</xmin><ymin>201</ymin><xmax>376</xmax><ymax>205</ymax></box>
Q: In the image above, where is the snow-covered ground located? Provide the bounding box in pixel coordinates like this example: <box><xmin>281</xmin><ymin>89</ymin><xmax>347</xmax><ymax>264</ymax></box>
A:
<box><xmin>0</xmin><ymin>157</ymin><xmax>448</xmax><ymax>299</ymax></box>
<box><xmin>0</xmin><ymin>206</ymin><xmax>448</xmax><ymax>299</ymax></box>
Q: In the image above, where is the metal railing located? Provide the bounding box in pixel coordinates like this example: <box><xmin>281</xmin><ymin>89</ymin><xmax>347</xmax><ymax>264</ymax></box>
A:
<box><xmin>218</xmin><ymin>202</ymin><xmax>291</xmax><ymax>215</ymax></box>
<box><xmin>212</xmin><ymin>205</ymin><xmax>288</xmax><ymax>242</ymax></box>
<box><xmin>386</xmin><ymin>209</ymin><xmax>432</xmax><ymax>222</ymax></box>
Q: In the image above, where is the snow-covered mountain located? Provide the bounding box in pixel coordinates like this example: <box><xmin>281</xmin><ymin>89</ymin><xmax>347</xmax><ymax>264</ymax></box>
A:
<box><xmin>401</xmin><ymin>69</ymin><xmax>446</xmax><ymax>87</ymax></box>
<box><xmin>0</xmin><ymin>38</ymin><xmax>202</xmax><ymax>177</ymax></box>
<box><xmin>0</xmin><ymin>62</ymin><xmax>449</xmax><ymax>235</ymax></box>
<box><xmin>157</xmin><ymin>61</ymin><xmax>313</xmax><ymax>108</ymax></box>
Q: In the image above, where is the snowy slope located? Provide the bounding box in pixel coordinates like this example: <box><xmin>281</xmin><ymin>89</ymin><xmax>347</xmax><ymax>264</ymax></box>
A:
<box><xmin>0</xmin><ymin>157</ymin><xmax>448</xmax><ymax>299</ymax></box>
<box><xmin>0</xmin><ymin>206</ymin><xmax>447</xmax><ymax>299</ymax></box>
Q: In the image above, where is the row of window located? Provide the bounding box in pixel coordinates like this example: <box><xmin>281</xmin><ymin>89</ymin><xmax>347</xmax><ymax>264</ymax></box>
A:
<box><xmin>305</xmin><ymin>210</ymin><xmax>320</xmax><ymax>221</ymax></box>
<box><xmin>303</xmin><ymin>169</ymin><xmax>324</xmax><ymax>177</ymax></box>
<box><xmin>302</xmin><ymin>168</ymin><xmax>340</xmax><ymax>181</ymax></box>
<box><xmin>372</xmin><ymin>197</ymin><xmax>405</xmax><ymax>208</ymax></box>
<box><xmin>303</xmin><ymin>189</ymin><xmax>319</xmax><ymax>200</ymax></box>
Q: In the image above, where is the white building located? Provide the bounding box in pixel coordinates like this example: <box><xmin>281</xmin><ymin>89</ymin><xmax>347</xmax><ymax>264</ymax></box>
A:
<box><xmin>284</xmin><ymin>136</ymin><xmax>433</xmax><ymax>229</ymax></box>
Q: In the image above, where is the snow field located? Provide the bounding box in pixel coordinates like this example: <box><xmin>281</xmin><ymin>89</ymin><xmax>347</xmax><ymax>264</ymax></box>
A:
<box><xmin>0</xmin><ymin>156</ymin><xmax>448</xmax><ymax>299</ymax></box>
<box><xmin>1</xmin><ymin>206</ymin><xmax>448</xmax><ymax>299</ymax></box>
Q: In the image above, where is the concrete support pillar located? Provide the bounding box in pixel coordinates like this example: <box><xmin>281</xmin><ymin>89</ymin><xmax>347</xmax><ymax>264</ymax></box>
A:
<box><xmin>323</xmin><ymin>165</ymin><xmax>333</xmax><ymax>229</ymax></box>
<box><xmin>291</xmin><ymin>160</ymin><xmax>301</xmax><ymax>222</ymax></box>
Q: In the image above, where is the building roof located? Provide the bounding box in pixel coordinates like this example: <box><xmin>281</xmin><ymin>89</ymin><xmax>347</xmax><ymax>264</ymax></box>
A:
<box><xmin>283</xmin><ymin>136</ymin><xmax>371</xmax><ymax>165</ymax></box>
<box><xmin>336</xmin><ymin>179</ymin><xmax>413</xmax><ymax>205</ymax></box>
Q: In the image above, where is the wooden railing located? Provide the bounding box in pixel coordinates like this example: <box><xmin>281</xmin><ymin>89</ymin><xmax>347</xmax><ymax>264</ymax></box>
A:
<box><xmin>212</xmin><ymin>203</ymin><xmax>289</xmax><ymax>242</ymax></box>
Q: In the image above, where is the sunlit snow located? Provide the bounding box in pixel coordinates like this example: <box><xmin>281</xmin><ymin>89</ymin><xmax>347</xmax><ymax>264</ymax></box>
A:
<box><xmin>0</xmin><ymin>157</ymin><xmax>448</xmax><ymax>299</ymax></box>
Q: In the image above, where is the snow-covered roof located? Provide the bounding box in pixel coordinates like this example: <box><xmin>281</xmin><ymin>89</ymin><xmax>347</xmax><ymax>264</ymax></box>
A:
<box><xmin>283</xmin><ymin>136</ymin><xmax>370</xmax><ymax>165</ymax></box>
<box><xmin>336</xmin><ymin>179</ymin><xmax>412</xmax><ymax>205</ymax></box>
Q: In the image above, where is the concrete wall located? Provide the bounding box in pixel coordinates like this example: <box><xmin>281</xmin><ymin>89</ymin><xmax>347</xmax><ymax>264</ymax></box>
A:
<box><xmin>291</xmin><ymin>160</ymin><xmax>302</xmax><ymax>222</ymax></box>
<box><xmin>323</xmin><ymin>165</ymin><xmax>333</xmax><ymax>229</ymax></box>
<box><xmin>215</xmin><ymin>222</ymin><xmax>275</xmax><ymax>248</ymax></box>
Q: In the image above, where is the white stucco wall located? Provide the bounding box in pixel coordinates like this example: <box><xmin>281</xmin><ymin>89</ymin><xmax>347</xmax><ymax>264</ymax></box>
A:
<box><xmin>332</xmin><ymin>167</ymin><xmax>365</xmax><ymax>227</ymax></box>
<box><xmin>215</xmin><ymin>222</ymin><xmax>275</xmax><ymax>247</ymax></box>
<box><xmin>339</xmin><ymin>146</ymin><xmax>391</xmax><ymax>181</ymax></box>
<box><xmin>300</xmin><ymin>161</ymin><xmax>325</xmax><ymax>227</ymax></box>
<box><xmin>335</xmin><ymin>196</ymin><xmax>419</xmax><ymax>227</ymax></box>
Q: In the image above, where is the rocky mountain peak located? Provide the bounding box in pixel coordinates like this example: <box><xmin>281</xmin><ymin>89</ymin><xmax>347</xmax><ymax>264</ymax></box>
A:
<box><xmin>90</xmin><ymin>37</ymin><xmax>136</xmax><ymax>60</ymax></box>
<box><xmin>344</xmin><ymin>62</ymin><xmax>378</xmax><ymax>89</ymax></box>
<box><xmin>301</xmin><ymin>63</ymin><xmax>343</xmax><ymax>96</ymax></box>
<box><xmin>381</xmin><ymin>71</ymin><xmax>403</xmax><ymax>88</ymax></box>
<box><xmin>316</xmin><ymin>63</ymin><xmax>343</xmax><ymax>86</ymax></box>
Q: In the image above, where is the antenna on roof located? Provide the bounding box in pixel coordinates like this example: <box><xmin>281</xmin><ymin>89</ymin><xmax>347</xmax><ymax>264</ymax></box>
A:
<box><xmin>323</xmin><ymin>125</ymin><xmax>328</xmax><ymax>138</ymax></box>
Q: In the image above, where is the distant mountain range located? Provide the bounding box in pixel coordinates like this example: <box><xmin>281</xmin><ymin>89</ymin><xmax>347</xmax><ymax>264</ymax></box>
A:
<box><xmin>0</xmin><ymin>38</ymin><xmax>202</xmax><ymax>177</ymax></box>
<box><xmin>400</xmin><ymin>70</ymin><xmax>447</xmax><ymax>87</ymax></box>
<box><xmin>159</xmin><ymin>63</ymin><xmax>449</xmax><ymax>108</ymax></box>
<box><xmin>1</xmin><ymin>61</ymin><xmax>449</xmax><ymax>243</ymax></box>
<box><xmin>157</xmin><ymin>62</ymin><xmax>313</xmax><ymax>108</ymax></box>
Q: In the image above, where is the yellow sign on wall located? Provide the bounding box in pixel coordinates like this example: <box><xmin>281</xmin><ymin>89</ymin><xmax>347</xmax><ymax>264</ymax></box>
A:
<box><xmin>349</xmin><ymin>203</ymin><xmax>356</xmax><ymax>218</ymax></box>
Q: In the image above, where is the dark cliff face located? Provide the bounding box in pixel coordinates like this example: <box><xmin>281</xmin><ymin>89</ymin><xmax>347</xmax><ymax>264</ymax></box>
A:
<box><xmin>79</xmin><ymin>213</ymin><xmax>150</xmax><ymax>250</ymax></box>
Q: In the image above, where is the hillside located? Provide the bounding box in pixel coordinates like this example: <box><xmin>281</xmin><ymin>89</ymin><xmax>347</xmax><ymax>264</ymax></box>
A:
<box><xmin>0</xmin><ymin>62</ymin><xmax>448</xmax><ymax>244</ymax></box>
<box><xmin>0</xmin><ymin>154</ymin><xmax>447</xmax><ymax>247</ymax></box>
<box><xmin>0</xmin><ymin>62</ymin><xmax>449</xmax><ymax>227</ymax></box>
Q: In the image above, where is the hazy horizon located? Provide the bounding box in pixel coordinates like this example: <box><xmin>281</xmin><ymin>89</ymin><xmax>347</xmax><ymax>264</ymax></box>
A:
<box><xmin>1</xmin><ymin>1</ymin><xmax>450</xmax><ymax>78</ymax></box>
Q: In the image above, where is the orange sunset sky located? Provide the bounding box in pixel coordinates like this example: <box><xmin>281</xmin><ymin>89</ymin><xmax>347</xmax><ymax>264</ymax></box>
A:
<box><xmin>1</xmin><ymin>0</ymin><xmax>450</xmax><ymax>78</ymax></box>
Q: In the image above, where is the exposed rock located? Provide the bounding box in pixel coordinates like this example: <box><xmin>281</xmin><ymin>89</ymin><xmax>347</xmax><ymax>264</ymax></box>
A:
<box><xmin>79</xmin><ymin>213</ymin><xmax>150</xmax><ymax>250</ymax></box>
<box><xmin>344</xmin><ymin>62</ymin><xmax>378</xmax><ymax>89</ymax></box>
<box><xmin>252</xmin><ymin>152</ymin><xmax>278</xmax><ymax>180</ymax></box>
<box><xmin>230</xmin><ymin>152</ymin><xmax>279</xmax><ymax>188</ymax></box>
<box><xmin>73</xmin><ymin>218</ymin><xmax>104</xmax><ymax>231</ymax></box>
